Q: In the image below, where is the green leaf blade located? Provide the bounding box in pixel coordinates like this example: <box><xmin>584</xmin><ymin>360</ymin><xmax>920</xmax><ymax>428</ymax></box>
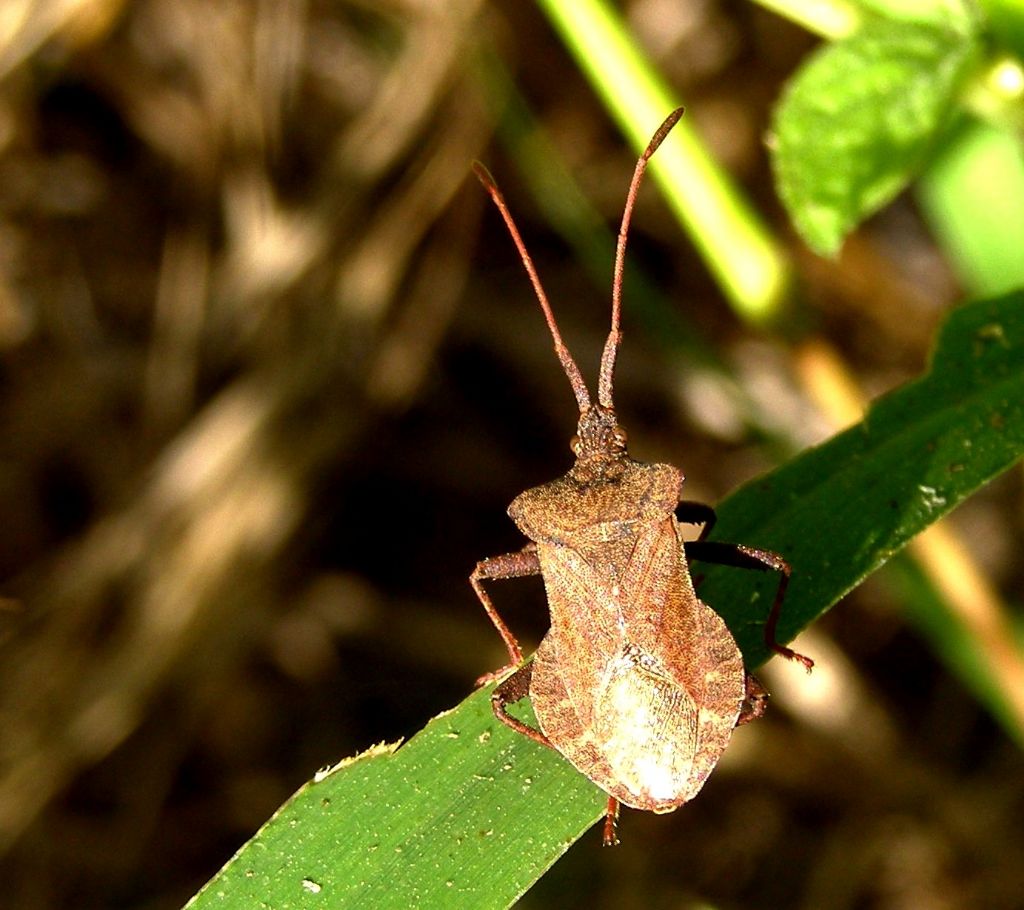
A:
<box><xmin>705</xmin><ymin>292</ymin><xmax>1024</xmax><ymax>665</ymax></box>
<box><xmin>772</xmin><ymin>21</ymin><xmax>980</xmax><ymax>255</ymax></box>
<box><xmin>185</xmin><ymin>689</ymin><xmax>605</xmax><ymax>910</ymax></box>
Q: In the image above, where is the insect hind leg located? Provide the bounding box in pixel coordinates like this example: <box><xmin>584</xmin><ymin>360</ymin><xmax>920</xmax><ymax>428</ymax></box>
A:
<box><xmin>737</xmin><ymin>674</ymin><xmax>769</xmax><ymax>726</ymax></box>
<box><xmin>602</xmin><ymin>797</ymin><xmax>621</xmax><ymax>847</ymax></box>
<box><xmin>674</xmin><ymin>500</ymin><xmax>717</xmax><ymax>539</ymax></box>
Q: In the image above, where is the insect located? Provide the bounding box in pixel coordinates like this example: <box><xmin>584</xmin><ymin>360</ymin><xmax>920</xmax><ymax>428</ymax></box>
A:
<box><xmin>470</xmin><ymin>108</ymin><xmax>813</xmax><ymax>846</ymax></box>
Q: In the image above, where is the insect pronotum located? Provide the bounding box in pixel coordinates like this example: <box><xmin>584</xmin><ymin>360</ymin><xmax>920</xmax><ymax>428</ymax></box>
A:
<box><xmin>470</xmin><ymin>108</ymin><xmax>812</xmax><ymax>846</ymax></box>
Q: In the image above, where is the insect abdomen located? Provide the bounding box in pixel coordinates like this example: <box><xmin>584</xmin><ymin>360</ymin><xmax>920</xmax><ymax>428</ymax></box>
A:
<box><xmin>592</xmin><ymin>646</ymin><xmax>699</xmax><ymax>809</ymax></box>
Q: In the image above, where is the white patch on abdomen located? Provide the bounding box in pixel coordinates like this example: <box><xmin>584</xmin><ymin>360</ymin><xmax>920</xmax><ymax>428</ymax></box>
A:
<box><xmin>593</xmin><ymin>646</ymin><xmax>698</xmax><ymax>806</ymax></box>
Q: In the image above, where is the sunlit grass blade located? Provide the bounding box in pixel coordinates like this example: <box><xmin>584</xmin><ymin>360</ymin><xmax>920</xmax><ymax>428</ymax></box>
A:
<box><xmin>534</xmin><ymin>0</ymin><xmax>791</xmax><ymax>325</ymax></box>
<box><xmin>887</xmin><ymin>554</ymin><xmax>1024</xmax><ymax>743</ymax></box>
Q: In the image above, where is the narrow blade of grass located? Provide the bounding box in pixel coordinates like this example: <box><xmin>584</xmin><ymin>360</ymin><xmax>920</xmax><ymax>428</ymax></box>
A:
<box><xmin>534</xmin><ymin>0</ymin><xmax>791</xmax><ymax>325</ymax></box>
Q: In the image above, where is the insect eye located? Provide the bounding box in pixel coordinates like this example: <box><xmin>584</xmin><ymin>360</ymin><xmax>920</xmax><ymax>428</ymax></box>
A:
<box><xmin>570</xmin><ymin>435</ymin><xmax>581</xmax><ymax>454</ymax></box>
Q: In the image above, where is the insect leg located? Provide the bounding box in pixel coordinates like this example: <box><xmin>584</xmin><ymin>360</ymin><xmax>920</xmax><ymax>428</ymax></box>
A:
<box><xmin>491</xmin><ymin>661</ymin><xmax>554</xmax><ymax>749</ymax></box>
<box><xmin>602</xmin><ymin>797</ymin><xmax>621</xmax><ymax>847</ymax></box>
<box><xmin>674</xmin><ymin>500</ymin><xmax>717</xmax><ymax>540</ymax></box>
<box><xmin>471</xmin><ymin>544</ymin><xmax>541</xmax><ymax>686</ymax></box>
<box><xmin>683</xmin><ymin>540</ymin><xmax>814</xmax><ymax>671</ymax></box>
<box><xmin>737</xmin><ymin>674</ymin><xmax>769</xmax><ymax>726</ymax></box>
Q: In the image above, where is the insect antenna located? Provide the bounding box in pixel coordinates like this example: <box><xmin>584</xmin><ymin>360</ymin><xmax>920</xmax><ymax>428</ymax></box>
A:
<box><xmin>598</xmin><ymin>107</ymin><xmax>685</xmax><ymax>410</ymax></box>
<box><xmin>472</xmin><ymin>161</ymin><xmax>591</xmax><ymax>413</ymax></box>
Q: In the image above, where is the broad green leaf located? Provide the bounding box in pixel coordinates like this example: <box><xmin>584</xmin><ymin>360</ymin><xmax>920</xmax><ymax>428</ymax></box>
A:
<box><xmin>983</xmin><ymin>0</ymin><xmax>1024</xmax><ymax>61</ymax></box>
<box><xmin>186</xmin><ymin>292</ymin><xmax>1024</xmax><ymax>910</ymax></box>
<box><xmin>751</xmin><ymin>0</ymin><xmax>974</xmax><ymax>42</ymax></box>
<box><xmin>772</xmin><ymin>20</ymin><xmax>979</xmax><ymax>256</ymax></box>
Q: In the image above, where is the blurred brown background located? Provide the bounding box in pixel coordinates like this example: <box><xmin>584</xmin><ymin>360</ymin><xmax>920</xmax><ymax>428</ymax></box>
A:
<box><xmin>1</xmin><ymin>1</ymin><xmax>1023</xmax><ymax>908</ymax></box>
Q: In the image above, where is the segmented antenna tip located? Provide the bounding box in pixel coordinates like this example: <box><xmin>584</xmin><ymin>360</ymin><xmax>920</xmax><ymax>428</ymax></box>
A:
<box><xmin>472</xmin><ymin>161</ymin><xmax>497</xmax><ymax>193</ymax></box>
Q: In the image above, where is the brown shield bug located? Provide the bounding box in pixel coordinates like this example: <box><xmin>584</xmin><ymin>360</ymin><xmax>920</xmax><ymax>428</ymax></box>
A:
<box><xmin>470</xmin><ymin>108</ymin><xmax>813</xmax><ymax>846</ymax></box>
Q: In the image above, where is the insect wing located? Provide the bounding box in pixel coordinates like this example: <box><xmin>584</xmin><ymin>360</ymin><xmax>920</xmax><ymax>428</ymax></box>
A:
<box><xmin>532</xmin><ymin>517</ymin><xmax>745</xmax><ymax>810</ymax></box>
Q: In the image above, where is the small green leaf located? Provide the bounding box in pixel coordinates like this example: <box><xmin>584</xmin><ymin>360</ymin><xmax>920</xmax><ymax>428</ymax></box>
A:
<box><xmin>772</xmin><ymin>20</ymin><xmax>979</xmax><ymax>256</ymax></box>
<box><xmin>185</xmin><ymin>292</ymin><xmax>1024</xmax><ymax>910</ymax></box>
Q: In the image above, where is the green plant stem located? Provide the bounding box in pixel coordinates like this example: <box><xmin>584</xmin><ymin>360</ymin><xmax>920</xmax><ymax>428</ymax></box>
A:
<box><xmin>752</xmin><ymin>0</ymin><xmax>862</xmax><ymax>38</ymax></box>
<box><xmin>918</xmin><ymin>118</ymin><xmax>1024</xmax><ymax>296</ymax></box>
<box><xmin>534</xmin><ymin>0</ymin><xmax>792</xmax><ymax>326</ymax></box>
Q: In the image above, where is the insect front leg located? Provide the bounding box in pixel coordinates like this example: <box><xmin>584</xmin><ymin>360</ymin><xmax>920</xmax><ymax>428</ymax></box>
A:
<box><xmin>683</xmin><ymin>539</ymin><xmax>814</xmax><ymax>671</ymax></box>
<box><xmin>471</xmin><ymin>544</ymin><xmax>541</xmax><ymax>685</ymax></box>
<box><xmin>675</xmin><ymin>500</ymin><xmax>717</xmax><ymax>540</ymax></box>
<box><xmin>495</xmin><ymin>656</ymin><xmax>623</xmax><ymax>847</ymax></box>
<box><xmin>490</xmin><ymin>660</ymin><xmax>554</xmax><ymax>750</ymax></box>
